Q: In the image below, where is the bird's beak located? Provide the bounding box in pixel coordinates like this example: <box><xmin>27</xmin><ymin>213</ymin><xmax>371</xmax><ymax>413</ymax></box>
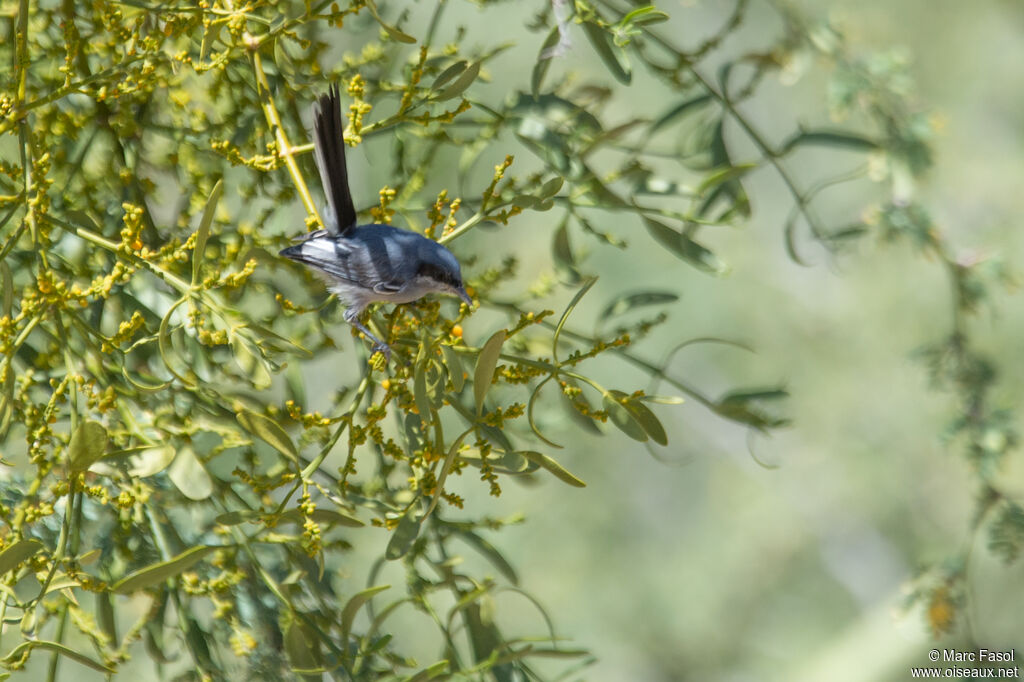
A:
<box><xmin>456</xmin><ymin>286</ymin><xmax>473</xmax><ymax>308</ymax></box>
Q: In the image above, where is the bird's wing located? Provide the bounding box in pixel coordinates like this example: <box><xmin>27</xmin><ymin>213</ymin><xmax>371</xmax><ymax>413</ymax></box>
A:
<box><xmin>280</xmin><ymin>235</ymin><xmax>404</xmax><ymax>293</ymax></box>
<box><xmin>313</xmin><ymin>84</ymin><xmax>357</xmax><ymax>236</ymax></box>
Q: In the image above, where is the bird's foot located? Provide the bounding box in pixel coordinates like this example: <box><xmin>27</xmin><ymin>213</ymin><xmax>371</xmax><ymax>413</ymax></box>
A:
<box><xmin>369</xmin><ymin>342</ymin><xmax>392</xmax><ymax>366</ymax></box>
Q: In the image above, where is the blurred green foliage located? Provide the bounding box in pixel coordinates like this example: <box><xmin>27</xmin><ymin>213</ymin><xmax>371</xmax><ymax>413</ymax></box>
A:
<box><xmin>0</xmin><ymin>0</ymin><xmax>1018</xmax><ymax>679</ymax></box>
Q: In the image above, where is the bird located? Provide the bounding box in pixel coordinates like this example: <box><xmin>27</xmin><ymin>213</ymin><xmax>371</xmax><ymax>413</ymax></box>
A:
<box><xmin>279</xmin><ymin>84</ymin><xmax>472</xmax><ymax>361</ymax></box>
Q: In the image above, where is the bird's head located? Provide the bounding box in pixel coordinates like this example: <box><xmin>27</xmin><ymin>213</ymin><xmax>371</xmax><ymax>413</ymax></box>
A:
<box><xmin>414</xmin><ymin>243</ymin><xmax>472</xmax><ymax>307</ymax></box>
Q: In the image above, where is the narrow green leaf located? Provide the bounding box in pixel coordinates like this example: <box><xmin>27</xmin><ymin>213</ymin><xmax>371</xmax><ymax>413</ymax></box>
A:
<box><xmin>552</xmin><ymin>216</ymin><xmax>580</xmax><ymax>283</ymax></box>
<box><xmin>0</xmin><ymin>540</ymin><xmax>43</xmax><ymax>576</ymax></box>
<box><xmin>651</xmin><ymin>93</ymin><xmax>713</xmax><ymax>133</ymax></box>
<box><xmin>474</xmin><ymin>330</ymin><xmax>507</xmax><ymax>415</ymax></box>
<box><xmin>713</xmin><ymin>388</ymin><xmax>790</xmax><ymax>432</ymax></box>
<box><xmin>638</xmin><ymin>394</ymin><xmax>685</xmax><ymax>405</ymax></box>
<box><xmin>340</xmin><ymin>584</ymin><xmax>390</xmax><ymax>640</ymax></box>
<box><xmin>68</xmin><ymin>421</ymin><xmax>108</xmax><ymax>473</ymax></box>
<box><xmin>237</xmin><ymin>409</ymin><xmax>298</xmax><ymax>462</ymax></box>
<box><xmin>284</xmin><ymin>619</ymin><xmax>322</xmax><ymax>673</ymax></box>
<box><xmin>1</xmin><ymin>261</ymin><xmax>11</xmax><ymax>317</ymax></box>
<box><xmin>112</xmin><ymin>545</ymin><xmax>217</xmax><ymax>594</ymax></box>
<box><xmin>643</xmin><ymin>218</ymin><xmax>727</xmax><ymax>274</ymax></box>
<box><xmin>697</xmin><ymin>163</ymin><xmax>757</xmax><ymax>196</ymax></box>
<box><xmin>192</xmin><ymin>179</ymin><xmax>222</xmax><ymax>285</ymax></box>
<box><xmin>231</xmin><ymin>334</ymin><xmax>271</xmax><ymax>390</ymax></box>
<box><xmin>464</xmin><ymin>600</ymin><xmax>503</xmax><ymax>668</ymax></box>
<box><xmin>520</xmin><ymin>451</ymin><xmax>586</xmax><ymax>487</ymax></box>
<box><xmin>456</xmin><ymin>530</ymin><xmax>519</xmax><ymax>584</ymax></box>
<box><xmin>277</xmin><ymin>508</ymin><xmax>364</xmax><ymax>528</ymax></box>
<box><xmin>167</xmin><ymin>446</ymin><xmax>213</xmax><ymax>501</ymax></box>
<box><xmin>538</xmin><ymin>177</ymin><xmax>564</xmax><ymax>198</ymax></box>
<box><xmin>431</xmin><ymin>60</ymin><xmax>468</xmax><ymax>91</ymax></box>
<box><xmin>621</xmin><ymin>396</ymin><xmax>668</xmax><ymax>446</ymax></box>
<box><xmin>527</xmin><ymin>648</ymin><xmax>591</xmax><ymax>658</ymax></box>
<box><xmin>96</xmin><ymin>592</ymin><xmax>117</xmax><ymax>645</ymax></box>
<box><xmin>407</xmin><ymin>660</ymin><xmax>450</xmax><ymax>682</ymax></box>
<box><xmin>602</xmin><ymin>392</ymin><xmax>648</xmax><ymax>442</ymax></box>
<box><xmin>553</xmin><ymin>277</ymin><xmax>597</xmax><ymax>363</ymax></box>
<box><xmin>599</xmin><ymin>291</ymin><xmax>678</xmax><ymax>319</ymax></box>
<box><xmin>435</xmin><ymin>61</ymin><xmax>480</xmax><ymax>101</ymax></box>
<box><xmin>781</xmin><ymin>129</ymin><xmax>879</xmax><ymax>155</ymax></box>
<box><xmin>532</xmin><ymin>26</ymin><xmax>561</xmax><ymax>98</ymax></box>
<box><xmin>365</xmin><ymin>0</ymin><xmax>417</xmax><ymax>43</ymax></box>
<box><xmin>199</xmin><ymin>19</ymin><xmax>223</xmax><ymax>63</ymax></box>
<box><xmin>1</xmin><ymin>640</ymin><xmax>113</xmax><ymax>673</ymax></box>
<box><xmin>441</xmin><ymin>344</ymin><xmax>465</xmax><ymax>392</ymax></box>
<box><xmin>385</xmin><ymin>509</ymin><xmax>422</xmax><ymax>561</ymax></box>
<box><xmin>414</xmin><ymin>352</ymin><xmax>432</xmax><ymax>425</ymax></box>
<box><xmin>214</xmin><ymin>510</ymin><xmax>260</xmax><ymax>526</ymax></box>
<box><xmin>621</xmin><ymin>5</ymin><xmax>669</xmax><ymax>26</ymax></box>
<box><xmin>125</xmin><ymin>443</ymin><xmax>177</xmax><ymax>478</ymax></box>
<box><xmin>582</xmin><ymin>21</ymin><xmax>631</xmax><ymax>84</ymax></box>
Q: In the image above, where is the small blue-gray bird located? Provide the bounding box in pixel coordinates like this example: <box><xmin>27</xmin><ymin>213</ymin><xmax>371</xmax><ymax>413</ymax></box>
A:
<box><xmin>280</xmin><ymin>85</ymin><xmax>472</xmax><ymax>360</ymax></box>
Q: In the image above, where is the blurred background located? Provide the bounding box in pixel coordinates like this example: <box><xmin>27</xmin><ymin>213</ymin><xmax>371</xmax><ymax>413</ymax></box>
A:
<box><xmin>351</xmin><ymin>2</ymin><xmax>1023</xmax><ymax>680</ymax></box>
<box><xmin>5</xmin><ymin>0</ymin><xmax>1024</xmax><ymax>679</ymax></box>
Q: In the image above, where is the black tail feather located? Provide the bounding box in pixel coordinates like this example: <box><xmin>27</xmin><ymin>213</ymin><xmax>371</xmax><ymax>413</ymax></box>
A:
<box><xmin>313</xmin><ymin>84</ymin><xmax>357</xmax><ymax>235</ymax></box>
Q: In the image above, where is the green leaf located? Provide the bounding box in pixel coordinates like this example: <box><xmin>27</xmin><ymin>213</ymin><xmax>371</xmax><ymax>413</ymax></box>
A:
<box><xmin>214</xmin><ymin>510</ymin><xmax>260</xmax><ymax>526</ymax></box>
<box><xmin>112</xmin><ymin>545</ymin><xmax>217</xmax><ymax>594</ymax></box>
<box><xmin>532</xmin><ymin>26</ymin><xmax>561</xmax><ymax>98</ymax></box>
<box><xmin>620</xmin><ymin>5</ymin><xmax>669</xmax><ymax>26</ymax></box>
<box><xmin>407</xmin><ymin>660</ymin><xmax>450</xmax><ymax>682</ymax></box>
<box><xmin>599</xmin><ymin>291</ymin><xmax>678</xmax><ymax>319</ymax></box>
<box><xmin>552</xmin><ymin>216</ymin><xmax>580</xmax><ymax>283</ymax></box>
<box><xmin>125</xmin><ymin>444</ymin><xmax>177</xmax><ymax>478</ymax></box>
<box><xmin>414</xmin><ymin>351</ymin><xmax>432</xmax><ymax>425</ymax></box>
<box><xmin>780</xmin><ymin>129</ymin><xmax>879</xmax><ymax>155</ymax></box>
<box><xmin>1</xmin><ymin>261</ymin><xmax>11</xmax><ymax>318</ymax></box>
<box><xmin>456</xmin><ymin>530</ymin><xmax>519</xmax><ymax>585</ymax></box>
<box><xmin>365</xmin><ymin>0</ymin><xmax>417</xmax><ymax>43</ymax></box>
<box><xmin>231</xmin><ymin>334</ymin><xmax>272</xmax><ymax>390</ymax></box>
<box><xmin>638</xmin><ymin>394</ymin><xmax>685</xmax><ymax>405</ymax></box>
<box><xmin>284</xmin><ymin>618</ymin><xmax>322</xmax><ymax>674</ymax></box>
<box><xmin>713</xmin><ymin>388</ymin><xmax>790</xmax><ymax>432</ymax></box>
<box><xmin>553</xmin><ymin>277</ymin><xmax>597</xmax><ymax>362</ymax></box>
<box><xmin>435</xmin><ymin>61</ymin><xmax>480</xmax><ymax>101</ymax></box>
<box><xmin>68</xmin><ymin>420</ymin><xmax>108</xmax><ymax>473</ymax></box>
<box><xmin>277</xmin><ymin>508</ymin><xmax>364</xmax><ymax>528</ymax></box>
<box><xmin>192</xmin><ymin>179</ymin><xmax>222</xmax><ymax>286</ymax></box>
<box><xmin>602</xmin><ymin>392</ymin><xmax>648</xmax><ymax>442</ymax></box>
<box><xmin>385</xmin><ymin>509</ymin><xmax>422</xmax><ymax>561</ymax></box>
<box><xmin>167</xmin><ymin>445</ymin><xmax>213</xmax><ymax>501</ymax></box>
<box><xmin>441</xmin><ymin>344</ymin><xmax>464</xmax><ymax>392</ymax></box>
<box><xmin>620</xmin><ymin>395</ymin><xmax>668</xmax><ymax>445</ymax></box>
<box><xmin>538</xmin><ymin>177</ymin><xmax>564</xmax><ymax>198</ymax></box>
<box><xmin>526</xmin><ymin>648</ymin><xmax>591</xmax><ymax>658</ymax></box>
<box><xmin>431</xmin><ymin>60</ymin><xmax>468</xmax><ymax>91</ymax></box>
<box><xmin>0</xmin><ymin>640</ymin><xmax>113</xmax><ymax>673</ymax></box>
<box><xmin>651</xmin><ymin>93</ymin><xmax>714</xmax><ymax>133</ymax></box>
<box><xmin>643</xmin><ymin>218</ymin><xmax>727</xmax><ymax>274</ymax></box>
<box><xmin>582</xmin><ymin>20</ymin><xmax>631</xmax><ymax>84</ymax></box>
<box><xmin>199</xmin><ymin>18</ymin><xmax>223</xmax><ymax>63</ymax></box>
<box><xmin>236</xmin><ymin>409</ymin><xmax>299</xmax><ymax>463</ymax></box>
<box><xmin>520</xmin><ymin>451</ymin><xmax>586</xmax><ymax>487</ymax></box>
<box><xmin>697</xmin><ymin>163</ymin><xmax>757</xmax><ymax>196</ymax></box>
<box><xmin>340</xmin><ymin>584</ymin><xmax>390</xmax><ymax>640</ymax></box>
<box><xmin>0</xmin><ymin>540</ymin><xmax>43</xmax><ymax>576</ymax></box>
<box><xmin>92</xmin><ymin>594</ymin><xmax>116</xmax><ymax>650</ymax></box>
<box><xmin>474</xmin><ymin>330</ymin><xmax>507</xmax><ymax>415</ymax></box>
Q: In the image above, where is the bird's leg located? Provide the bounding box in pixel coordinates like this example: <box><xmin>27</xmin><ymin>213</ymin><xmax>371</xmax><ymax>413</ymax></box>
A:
<box><xmin>343</xmin><ymin>307</ymin><xmax>391</xmax><ymax>361</ymax></box>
